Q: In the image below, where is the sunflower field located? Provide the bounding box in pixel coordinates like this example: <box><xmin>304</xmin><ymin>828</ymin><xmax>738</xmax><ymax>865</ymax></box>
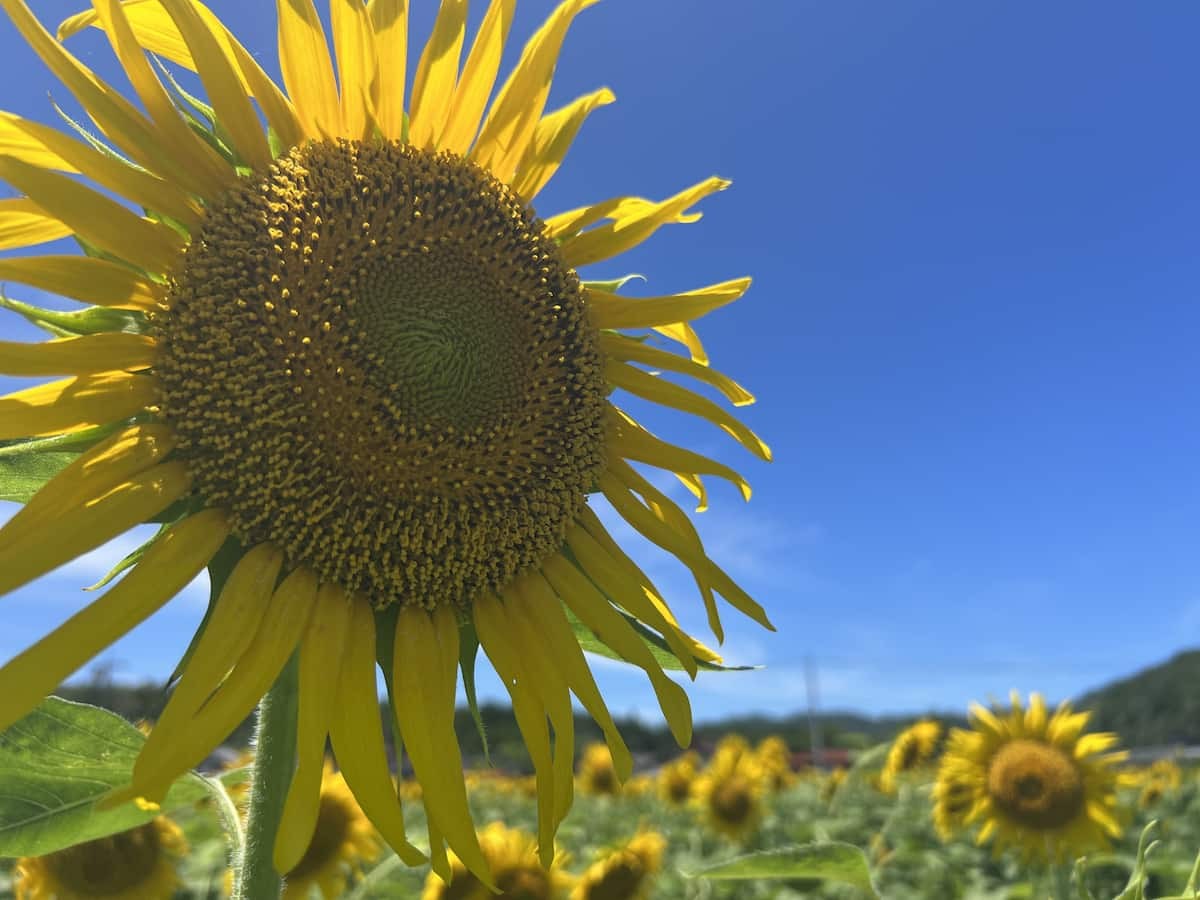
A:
<box><xmin>1</xmin><ymin>694</ymin><xmax>1199</xmax><ymax>899</ymax></box>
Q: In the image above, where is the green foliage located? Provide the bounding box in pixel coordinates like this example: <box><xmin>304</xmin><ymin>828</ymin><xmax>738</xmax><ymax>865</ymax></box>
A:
<box><xmin>0</xmin><ymin>698</ymin><xmax>208</xmax><ymax>857</ymax></box>
<box><xmin>688</xmin><ymin>842</ymin><xmax>880</xmax><ymax>898</ymax></box>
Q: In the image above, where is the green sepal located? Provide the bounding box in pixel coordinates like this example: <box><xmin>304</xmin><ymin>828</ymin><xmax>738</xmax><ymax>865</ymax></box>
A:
<box><xmin>0</xmin><ymin>423</ymin><xmax>124</xmax><ymax>503</ymax></box>
<box><xmin>85</xmin><ymin>521</ymin><xmax>172</xmax><ymax>592</ymax></box>
<box><xmin>684</xmin><ymin>841</ymin><xmax>880</xmax><ymax>899</ymax></box>
<box><xmin>152</xmin><ymin>58</ymin><xmax>240</xmax><ymax>166</ymax></box>
<box><xmin>267</xmin><ymin>127</ymin><xmax>286</xmax><ymax>161</ymax></box>
<box><xmin>166</xmin><ymin>535</ymin><xmax>246</xmax><ymax>689</ymax></box>
<box><xmin>0</xmin><ymin>697</ymin><xmax>210</xmax><ymax>857</ymax></box>
<box><xmin>458</xmin><ymin>621</ymin><xmax>491</xmax><ymax>765</ymax></box>
<box><xmin>0</xmin><ymin>292</ymin><xmax>147</xmax><ymax>336</ymax></box>
<box><xmin>580</xmin><ymin>274</ymin><xmax>646</xmax><ymax>293</ymax></box>
<box><xmin>50</xmin><ymin>99</ymin><xmax>138</xmax><ymax>168</ymax></box>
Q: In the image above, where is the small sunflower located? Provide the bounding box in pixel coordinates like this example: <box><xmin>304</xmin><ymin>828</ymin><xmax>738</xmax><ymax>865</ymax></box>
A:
<box><xmin>0</xmin><ymin>0</ymin><xmax>771</xmax><ymax>885</ymax></box>
<box><xmin>578</xmin><ymin>742</ymin><xmax>621</xmax><ymax>797</ymax></box>
<box><xmin>819</xmin><ymin>766</ymin><xmax>847</xmax><ymax>805</ymax></box>
<box><xmin>754</xmin><ymin>735</ymin><xmax>795</xmax><ymax>791</ymax></box>
<box><xmin>657</xmin><ymin>751</ymin><xmax>699</xmax><ymax>806</ymax></box>
<box><xmin>14</xmin><ymin>817</ymin><xmax>187</xmax><ymax>900</ymax></box>
<box><xmin>571</xmin><ymin>829</ymin><xmax>666</xmax><ymax>900</ymax></box>
<box><xmin>694</xmin><ymin>746</ymin><xmax>765</xmax><ymax>842</ymax></box>
<box><xmin>1137</xmin><ymin>759</ymin><xmax>1182</xmax><ymax>810</ymax></box>
<box><xmin>879</xmin><ymin>719</ymin><xmax>941</xmax><ymax>793</ymax></box>
<box><xmin>420</xmin><ymin>822</ymin><xmax>571</xmax><ymax>900</ymax></box>
<box><xmin>936</xmin><ymin>692</ymin><xmax>1127</xmax><ymax>863</ymax></box>
<box><xmin>282</xmin><ymin>762</ymin><xmax>380</xmax><ymax>900</ymax></box>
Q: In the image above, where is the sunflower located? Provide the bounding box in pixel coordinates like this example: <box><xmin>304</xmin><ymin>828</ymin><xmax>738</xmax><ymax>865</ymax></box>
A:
<box><xmin>282</xmin><ymin>762</ymin><xmax>380</xmax><ymax>900</ymax></box>
<box><xmin>420</xmin><ymin>822</ymin><xmax>571</xmax><ymax>900</ymax></box>
<box><xmin>571</xmin><ymin>829</ymin><xmax>666</xmax><ymax>900</ymax></box>
<box><xmin>694</xmin><ymin>745</ymin><xmax>765</xmax><ymax>842</ymax></box>
<box><xmin>656</xmin><ymin>751</ymin><xmax>699</xmax><ymax>806</ymax></box>
<box><xmin>754</xmin><ymin>735</ymin><xmax>795</xmax><ymax>791</ymax></box>
<box><xmin>1137</xmin><ymin>759</ymin><xmax>1182</xmax><ymax>810</ymax></box>
<box><xmin>578</xmin><ymin>742</ymin><xmax>621</xmax><ymax>797</ymax></box>
<box><xmin>879</xmin><ymin>719</ymin><xmax>941</xmax><ymax>793</ymax></box>
<box><xmin>0</xmin><ymin>0</ymin><xmax>770</xmax><ymax>884</ymax></box>
<box><xmin>819</xmin><ymin>766</ymin><xmax>846</xmax><ymax>805</ymax></box>
<box><xmin>936</xmin><ymin>692</ymin><xmax>1127</xmax><ymax>863</ymax></box>
<box><xmin>14</xmin><ymin>817</ymin><xmax>187</xmax><ymax>900</ymax></box>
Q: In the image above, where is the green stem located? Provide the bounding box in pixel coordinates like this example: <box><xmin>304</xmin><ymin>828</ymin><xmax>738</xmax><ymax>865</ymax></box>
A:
<box><xmin>1046</xmin><ymin>861</ymin><xmax>1073</xmax><ymax>900</ymax></box>
<box><xmin>234</xmin><ymin>654</ymin><xmax>300</xmax><ymax>900</ymax></box>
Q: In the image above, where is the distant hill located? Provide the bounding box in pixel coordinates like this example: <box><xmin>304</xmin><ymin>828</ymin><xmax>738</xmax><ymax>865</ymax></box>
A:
<box><xmin>1078</xmin><ymin>649</ymin><xmax>1200</xmax><ymax>746</ymax></box>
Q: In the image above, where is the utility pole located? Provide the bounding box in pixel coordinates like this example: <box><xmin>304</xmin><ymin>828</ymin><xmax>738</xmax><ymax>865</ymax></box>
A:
<box><xmin>805</xmin><ymin>654</ymin><xmax>824</xmax><ymax>768</ymax></box>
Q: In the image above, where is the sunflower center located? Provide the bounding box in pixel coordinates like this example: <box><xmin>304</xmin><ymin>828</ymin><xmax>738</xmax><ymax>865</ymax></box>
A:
<box><xmin>155</xmin><ymin>140</ymin><xmax>607</xmax><ymax>607</ymax></box>
<box><xmin>711</xmin><ymin>777</ymin><xmax>754</xmax><ymax>824</ymax></box>
<box><xmin>47</xmin><ymin>823</ymin><xmax>162</xmax><ymax>894</ymax></box>
<box><xmin>987</xmin><ymin>739</ymin><xmax>1085</xmax><ymax>829</ymax></box>
<box><xmin>585</xmin><ymin>858</ymin><xmax>646</xmax><ymax>900</ymax></box>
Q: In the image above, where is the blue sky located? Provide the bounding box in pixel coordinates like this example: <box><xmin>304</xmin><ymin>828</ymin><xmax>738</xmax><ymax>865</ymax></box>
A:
<box><xmin>0</xmin><ymin>1</ymin><xmax>1198</xmax><ymax>723</ymax></box>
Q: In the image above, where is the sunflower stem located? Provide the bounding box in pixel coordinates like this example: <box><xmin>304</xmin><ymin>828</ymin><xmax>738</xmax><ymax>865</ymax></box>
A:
<box><xmin>235</xmin><ymin>653</ymin><xmax>300</xmax><ymax>900</ymax></box>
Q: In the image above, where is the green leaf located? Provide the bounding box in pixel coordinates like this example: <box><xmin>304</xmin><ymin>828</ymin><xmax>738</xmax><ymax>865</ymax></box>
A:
<box><xmin>561</xmin><ymin>601</ymin><xmax>754</xmax><ymax>673</ymax></box>
<box><xmin>0</xmin><ymin>697</ymin><xmax>210</xmax><ymax>857</ymax></box>
<box><xmin>0</xmin><ymin>292</ymin><xmax>147</xmax><ymax>336</ymax></box>
<box><xmin>458</xmin><ymin>622</ymin><xmax>491</xmax><ymax>765</ymax></box>
<box><xmin>0</xmin><ymin>424</ymin><xmax>125</xmax><ymax>503</ymax></box>
<box><xmin>687</xmin><ymin>841</ymin><xmax>880</xmax><ymax>898</ymax></box>
<box><xmin>0</xmin><ymin>450</ymin><xmax>78</xmax><ymax>504</ymax></box>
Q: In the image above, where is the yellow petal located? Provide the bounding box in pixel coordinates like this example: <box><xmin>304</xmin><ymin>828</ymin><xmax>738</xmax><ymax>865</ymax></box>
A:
<box><xmin>471</xmin><ymin>0</ymin><xmax>598</xmax><ymax>184</ymax></box>
<box><xmin>513</xmin><ymin>571</ymin><xmax>633</xmax><ymax>780</ymax></box>
<box><xmin>0</xmin><ymin>112</ymin><xmax>201</xmax><ymax>228</ymax></box>
<box><xmin>0</xmin><ymin>156</ymin><xmax>184</xmax><ymax>275</ymax></box>
<box><xmin>510</xmin><ymin>86</ymin><xmax>613</xmax><ymax>200</ymax></box>
<box><xmin>0</xmin><ymin>198</ymin><xmax>71</xmax><ymax>250</ymax></box>
<box><xmin>473</xmin><ymin>592</ymin><xmax>557</xmax><ymax>865</ymax></box>
<box><xmin>156</xmin><ymin>0</ymin><xmax>271</xmax><ymax>172</ymax></box>
<box><xmin>276</xmin><ymin>0</ymin><xmax>341</xmax><ymax>140</ymax></box>
<box><xmin>561</xmin><ymin>177</ymin><xmax>729</xmax><ymax>268</ymax></box>
<box><xmin>331</xmin><ymin>0</ymin><xmax>378</xmax><ymax>140</ymax></box>
<box><xmin>578</xmin><ymin>501</ymin><xmax>723</xmax><ymax>650</ymax></box>
<box><xmin>392</xmin><ymin>605</ymin><xmax>493</xmax><ymax>887</ymax></box>
<box><xmin>599</xmin><ymin>470</ymin><xmax>774</xmax><ymax>631</ymax></box>
<box><xmin>366</xmin><ymin>0</ymin><xmax>408</xmax><ymax>140</ymax></box>
<box><xmin>66</xmin><ymin>0</ymin><xmax>305</xmax><ymax>154</ymax></box>
<box><xmin>407</xmin><ymin>0</ymin><xmax>466</xmax><ymax>149</ymax></box>
<box><xmin>0</xmin><ymin>460</ymin><xmax>190</xmax><ymax>599</ymax></box>
<box><xmin>0</xmin><ymin>256</ymin><xmax>162</xmax><ymax>309</ymax></box>
<box><xmin>436</xmin><ymin>0</ymin><xmax>516</xmax><ymax>155</ymax></box>
<box><xmin>89</xmin><ymin>0</ymin><xmax>232</xmax><ymax>202</ymax></box>
<box><xmin>1</xmin><ymin>422</ymin><xmax>174</xmax><ymax>537</ymax></box>
<box><xmin>131</xmin><ymin>565</ymin><xmax>318</xmax><ymax>801</ymax></box>
<box><xmin>135</xmin><ymin>543</ymin><xmax>283</xmax><ymax>783</ymax></box>
<box><xmin>2</xmin><ymin>0</ymin><xmax>214</xmax><ymax>197</ymax></box>
<box><xmin>0</xmin><ymin>332</ymin><xmax>155</xmax><ymax>377</ymax></box>
<box><xmin>607</xmin><ymin>360</ymin><xmax>770</xmax><ymax>461</ymax></box>
<box><xmin>500</xmin><ymin>591</ymin><xmax>577</xmax><ymax>829</ymax></box>
<box><xmin>542</xmin><ymin>196</ymin><xmax>662</xmax><ymax>242</ymax></box>
<box><xmin>329</xmin><ymin>601</ymin><xmax>426</xmax><ymax>866</ymax></box>
<box><xmin>275</xmin><ymin>581</ymin><xmax>354</xmax><ymax>874</ymax></box>
<box><xmin>0</xmin><ymin>508</ymin><xmax>227</xmax><ymax>733</ymax></box>
<box><xmin>601</xmin><ymin>332</ymin><xmax>754</xmax><ymax>406</ymax></box>
<box><xmin>565</xmin><ymin>524</ymin><xmax>698</xmax><ymax>678</ymax></box>
<box><xmin>653</xmin><ymin>320</ymin><xmax>709</xmax><ymax>365</ymax></box>
<box><xmin>609</xmin><ymin>405</ymin><xmax>752</xmax><ymax>501</ymax></box>
<box><xmin>0</xmin><ymin>372</ymin><xmax>157</xmax><ymax>441</ymax></box>
<box><xmin>541</xmin><ymin>553</ymin><xmax>693</xmax><ymax>747</ymax></box>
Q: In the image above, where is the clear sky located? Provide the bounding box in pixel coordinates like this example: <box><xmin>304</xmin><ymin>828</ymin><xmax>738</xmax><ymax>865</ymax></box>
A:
<box><xmin>0</xmin><ymin>1</ymin><xmax>1197</xmax><ymax>723</ymax></box>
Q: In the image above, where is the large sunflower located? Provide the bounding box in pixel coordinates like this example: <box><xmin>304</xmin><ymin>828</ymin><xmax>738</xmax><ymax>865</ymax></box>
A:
<box><xmin>936</xmin><ymin>692</ymin><xmax>1127</xmax><ymax>863</ymax></box>
<box><xmin>0</xmin><ymin>0</ymin><xmax>770</xmax><ymax>886</ymax></box>
<box><xmin>14</xmin><ymin>816</ymin><xmax>187</xmax><ymax>900</ymax></box>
